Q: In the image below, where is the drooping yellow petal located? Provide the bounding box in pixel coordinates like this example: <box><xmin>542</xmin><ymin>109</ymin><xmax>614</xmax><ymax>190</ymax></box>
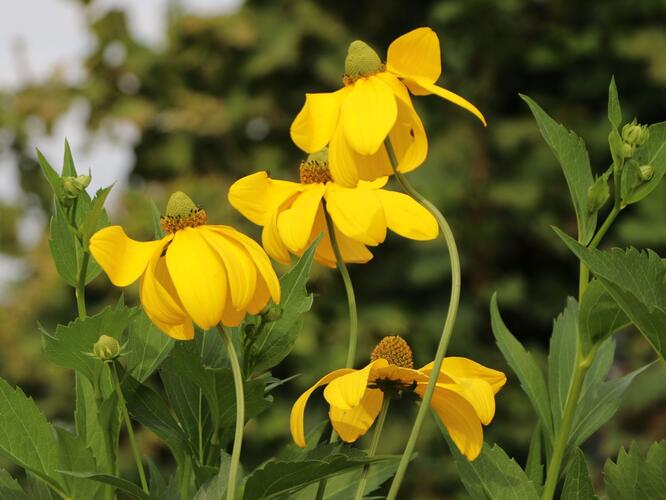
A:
<box><xmin>418</xmin><ymin>383</ymin><xmax>483</xmax><ymax>460</ymax></box>
<box><xmin>277</xmin><ymin>184</ymin><xmax>326</xmax><ymax>252</ymax></box>
<box><xmin>341</xmin><ymin>76</ymin><xmax>397</xmax><ymax>155</ymax></box>
<box><xmin>387</xmin><ymin>97</ymin><xmax>428</xmax><ymax>174</ymax></box>
<box><xmin>165</xmin><ymin>227</ymin><xmax>227</xmax><ymax>329</ymax></box>
<box><xmin>221</xmin><ymin>296</ymin><xmax>246</xmax><ymax>327</ymax></box>
<box><xmin>421</xmin><ymin>357</ymin><xmax>507</xmax><ymax>394</ymax></box>
<box><xmin>314</xmin><ymin>208</ymin><xmax>373</xmax><ymax>267</ymax></box>
<box><xmin>200</xmin><ymin>227</ymin><xmax>257</xmax><ymax>310</ymax></box>
<box><xmin>372</xmin><ymin>365</ymin><xmax>428</xmax><ymax>384</ymax></box>
<box><xmin>386</xmin><ymin>27</ymin><xmax>441</xmax><ymax>84</ymax></box>
<box><xmin>262</xmin><ymin>208</ymin><xmax>292</xmax><ymax>264</ymax></box>
<box><xmin>329</xmin><ymin>123</ymin><xmax>392</xmax><ymax>186</ymax></box>
<box><xmin>290</xmin><ymin>89</ymin><xmax>347</xmax><ymax>153</ymax></box>
<box><xmin>212</xmin><ymin>226</ymin><xmax>281</xmax><ymax>304</ymax></box>
<box><xmin>89</xmin><ymin>226</ymin><xmax>172</xmax><ymax>287</ymax></box>
<box><xmin>140</xmin><ymin>255</ymin><xmax>194</xmax><ymax>340</ymax></box>
<box><xmin>323</xmin><ymin>359</ymin><xmax>388</xmax><ymax>410</ymax></box>
<box><xmin>246</xmin><ymin>275</ymin><xmax>271</xmax><ymax>315</ymax></box>
<box><xmin>374</xmin><ymin>72</ymin><xmax>413</xmax><ymax>108</ymax></box>
<box><xmin>290</xmin><ymin>368</ymin><xmax>356</xmax><ymax>448</ymax></box>
<box><xmin>407</xmin><ymin>78</ymin><xmax>486</xmax><ymax>126</ymax></box>
<box><xmin>325</xmin><ymin>184</ymin><xmax>387</xmax><ymax>246</ymax></box>
<box><xmin>329</xmin><ymin>389</ymin><xmax>384</xmax><ymax>443</ymax></box>
<box><xmin>228</xmin><ymin>172</ymin><xmax>302</xmax><ymax>226</ymax></box>
<box><xmin>376</xmin><ymin>190</ymin><xmax>438</xmax><ymax>240</ymax></box>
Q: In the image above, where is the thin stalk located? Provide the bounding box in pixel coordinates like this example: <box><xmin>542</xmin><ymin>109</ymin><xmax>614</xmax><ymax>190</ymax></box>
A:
<box><xmin>75</xmin><ymin>252</ymin><xmax>89</xmax><ymax>318</ymax></box>
<box><xmin>110</xmin><ymin>362</ymin><xmax>149</xmax><ymax>494</ymax></box>
<box><xmin>385</xmin><ymin>139</ymin><xmax>461</xmax><ymax>500</ymax></box>
<box><xmin>216</xmin><ymin>325</ymin><xmax>245</xmax><ymax>500</ymax></box>
<box><xmin>179</xmin><ymin>456</ymin><xmax>191</xmax><ymax>500</ymax></box>
<box><xmin>353</xmin><ymin>398</ymin><xmax>391</xmax><ymax>500</ymax></box>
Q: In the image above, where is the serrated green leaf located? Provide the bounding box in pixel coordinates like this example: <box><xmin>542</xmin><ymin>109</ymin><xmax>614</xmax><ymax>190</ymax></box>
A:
<box><xmin>127</xmin><ymin>309</ymin><xmax>174</xmax><ymax>383</ymax></box>
<box><xmin>36</xmin><ymin>149</ymin><xmax>63</xmax><ymax>201</ymax></box>
<box><xmin>0</xmin><ymin>468</ymin><xmax>26</xmax><ymax>499</ymax></box>
<box><xmin>48</xmin><ymin>203</ymin><xmax>80</xmax><ymax>287</ymax></box>
<box><xmin>24</xmin><ymin>472</ymin><xmax>55</xmax><ymax>500</ymax></box>
<box><xmin>554</xmin><ymin>228</ymin><xmax>666</xmax><ymax>359</ymax></box>
<box><xmin>80</xmin><ymin>186</ymin><xmax>112</xmax><ymax>248</ymax></box>
<box><xmin>608</xmin><ymin>77</ymin><xmax>622</xmax><ymax>129</ymax></box>
<box><xmin>578</xmin><ymin>279</ymin><xmax>630</xmax><ymax>351</ymax></box>
<box><xmin>548</xmin><ymin>298</ymin><xmax>578</xmax><ymax>433</ymax></box>
<box><xmin>561</xmin><ymin>449</ymin><xmax>596</xmax><ymax>500</ymax></box>
<box><xmin>490</xmin><ymin>294</ymin><xmax>553</xmax><ymax>440</ymax></box>
<box><xmin>623</xmin><ymin>122</ymin><xmax>666</xmax><ymax>205</ymax></box>
<box><xmin>525</xmin><ymin>425</ymin><xmax>543</xmax><ymax>492</ymax></box>
<box><xmin>248</xmin><ymin>239</ymin><xmax>317</xmax><ymax>375</ymax></box>
<box><xmin>62</xmin><ymin>140</ymin><xmax>77</xmax><ymax>177</ymax></box>
<box><xmin>604</xmin><ymin>441</ymin><xmax>666</xmax><ymax>500</ymax></box>
<box><xmin>59</xmin><ymin>472</ymin><xmax>149</xmax><ymax>500</ymax></box>
<box><xmin>54</xmin><ymin>427</ymin><xmax>104</xmax><ymax>500</ymax></box>
<box><xmin>521</xmin><ymin>94</ymin><xmax>596</xmax><ymax>243</ymax></box>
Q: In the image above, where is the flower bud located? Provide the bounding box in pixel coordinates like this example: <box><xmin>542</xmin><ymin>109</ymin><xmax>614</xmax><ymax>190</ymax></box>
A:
<box><xmin>261</xmin><ymin>303</ymin><xmax>283</xmax><ymax>323</ymax></box>
<box><xmin>92</xmin><ymin>334</ymin><xmax>122</xmax><ymax>361</ymax></box>
<box><xmin>621</xmin><ymin>143</ymin><xmax>635</xmax><ymax>159</ymax></box>
<box><xmin>344</xmin><ymin>40</ymin><xmax>383</xmax><ymax>79</ymax></box>
<box><xmin>587</xmin><ymin>175</ymin><xmax>610</xmax><ymax>213</ymax></box>
<box><xmin>639</xmin><ymin>164</ymin><xmax>654</xmax><ymax>181</ymax></box>
<box><xmin>621</xmin><ymin>119</ymin><xmax>649</xmax><ymax>147</ymax></box>
<box><xmin>62</xmin><ymin>175</ymin><xmax>91</xmax><ymax>200</ymax></box>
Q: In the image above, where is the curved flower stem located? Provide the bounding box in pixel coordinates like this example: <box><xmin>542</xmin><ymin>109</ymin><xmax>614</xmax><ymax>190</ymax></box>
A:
<box><xmin>216</xmin><ymin>325</ymin><xmax>245</xmax><ymax>500</ymax></box>
<box><xmin>110</xmin><ymin>362</ymin><xmax>149</xmax><ymax>494</ymax></box>
<box><xmin>323</xmin><ymin>207</ymin><xmax>359</xmax><ymax>369</ymax></box>
<box><xmin>384</xmin><ymin>139</ymin><xmax>461</xmax><ymax>500</ymax></box>
<box><xmin>353</xmin><ymin>398</ymin><xmax>391</xmax><ymax>500</ymax></box>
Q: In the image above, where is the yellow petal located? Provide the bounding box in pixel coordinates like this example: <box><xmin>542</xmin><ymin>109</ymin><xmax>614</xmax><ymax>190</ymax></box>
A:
<box><xmin>200</xmin><ymin>227</ymin><xmax>257</xmax><ymax>310</ymax></box>
<box><xmin>323</xmin><ymin>359</ymin><xmax>388</xmax><ymax>410</ymax></box>
<box><xmin>408</xmin><ymin>79</ymin><xmax>486</xmax><ymax>126</ymax></box>
<box><xmin>277</xmin><ymin>184</ymin><xmax>326</xmax><ymax>253</ymax></box>
<box><xmin>359</xmin><ymin>177</ymin><xmax>389</xmax><ymax>190</ymax></box>
<box><xmin>290</xmin><ymin>368</ymin><xmax>355</xmax><ymax>448</ymax></box>
<box><xmin>290</xmin><ymin>89</ymin><xmax>346</xmax><ymax>153</ymax></box>
<box><xmin>221</xmin><ymin>297</ymin><xmax>246</xmax><ymax>327</ymax></box>
<box><xmin>418</xmin><ymin>383</ymin><xmax>483</xmax><ymax>460</ymax></box>
<box><xmin>212</xmin><ymin>226</ymin><xmax>281</xmax><ymax>304</ymax></box>
<box><xmin>165</xmin><ymin>227</ymin><xmax>227</xmax><ymax>329</ymax></box>
<box><xmin>246</xmin><ymin>275</ymin><xmax>271</xmax><ymax>315</ymax></box>
<box><xmin>329</xmin><ymin>124</ymin><xmax>389</xmax><ymax>187</ymax></box>
<box><xmin>314</xmin><ymin>209</ymin><xmax>373</xmax><ymax>266</ymax></box>
<box><xmin>421</xmin><ymin>357</ymin><xmax>507</xmax><ymax>394</ymax></box>
<box><xmin>325</xmin><ymin>184</ymin><xmax>387</xmax><ymax>246</ymax></box>
<box><xmin>262</xmin><ymin>208</ymin><xmax>292</xmax><ymax>264</ymax></box>
<box><xmin>228</xmin><ymin>172</ymin><xmax>302</xmax><ymax>226</ymax></box>
<box><xmin>386</xmin><ymin>27</ymin><xmax>441</xmax><ymax>84</ymax></box>
<box><xmin>89</xmin><ymin>226</ymin><xmax>171</xmax><ymax>287</ymax></box>
<box><xmin>372</xmin><ymin>365</ymin><xmax>428</xmax><ymax>384</ymax></box>
<box><xmin>376</xmin><ymin>190</ymin><xmax>438</xmax><ymax>240</ymax></box>
<box><xmin>329</xmin><ymin>389</ymin><xmax>384</xmax><ymax>443</ymax></box>
<box><xmin>387</xmin><ymin>96</ymin><xmax>428</xmax><ymax>174</ymax></box>
<box><xmin>374</xmin><ymin>72</ymin><xmax>413</xmax><ymax>108</ymax></box>
<box><xmin>341</xmin><ymin>76</ymin><xmax>397</xmax><ymax>155</ymax></box>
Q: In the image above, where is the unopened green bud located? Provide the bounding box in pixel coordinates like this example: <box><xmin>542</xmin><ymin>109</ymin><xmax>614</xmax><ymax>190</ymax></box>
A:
<box><xmin>587</xmin><ymin>175</ymin><xmax>610</xmax><ymax>213</ymax></box>
<box><xmin>621</xmin><ymin>142</ymin><xmax>635</xmax><ymax>159</ymax></box>
<box><xmin>262</xmin><ymin>303</ymin><xmax>283</xmax><ymax>323</ymax></box>
<box><xmin>62</xmin><ymin>175</ymin><xmax>91</xmax><ymax>200</ymax></box>
<box><xmin>93</xmin><ymin>334</ymin><xmax>122</xmax><ymax>361</ymax></box>
<box><xmin>344</xmin><ymin>40</ymin><xmax>382</xmax><ymax>79</ymax></box>
<box><xmin>621</xmin><ymin>119</ymin><xmax>649</xmax><ymax>147</ymax></box>
<box><xmin>639</xmin><ymin>164</ymin><xmax>654</xmax><ymax>181</ymax></box>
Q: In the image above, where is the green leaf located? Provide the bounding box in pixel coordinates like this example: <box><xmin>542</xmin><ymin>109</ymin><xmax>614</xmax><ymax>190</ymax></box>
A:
<box><xmin>607</xmin><ymin>77</ymin><xmax>622</xmax><ymax>129</ymax></box>
<box><xmin>490</xmin><ymin>294</ymin><xmax>553</xmax><ymax>440</ymax></box>
<box><xmin>59</xmin><ymin>472</ymin><xmax>149</xmax><ymax>500</ymax></box>
<box><xmin>194</xmin><ymin>452</ymin><xmax>231</xmax><ymax>500</ymax></box>
<box><xmin>41</xmin><ymin>304</ymin><xmax>132</xmax><ymax>384</ymax></box>
<box><xmin>0</xmin><ymin>468</ymin><xmax>27</xmax><ymax>499</ymax></box>
<box><xmin>561</xmin><ymin>449</ymin><xmax>596</xmax><ymax>500</ymax></box>
<box><xmin>525</xmin><ymin>425</ymin><xmax>543</xmax><ymax>491</ymax></box>
<box><xmin>24</xmin><ymin>472</ymin><xmax>55</xmax><ymax>500</ymax></box>
<box><xmin>150</xmin><ymin>199</ymin><xmax>165</xmax><ymax>239</ymax></box>
<box><xmin>553</xmin><ymin>228</ymin><xmax>666</xmax><ymax>359</ymax></box>
<box><xmin>521</xmin><ymin>94</ymin><xmax>596</xmax><ymax>243</ymax></box>
<box><xmin>62</xmin><ymin>140</ymin><xmax>77</xmax><ymax>177</ymax></box>
<box><xmin>604</xmin><ymin>441</ymin><xmax>666</xmax><ymax>500</ymax></box>
<box><xmin>126</xmin><ymin>309</ymin><xmax>174</xmax><ymax>383</ymax></box>
<box><xmin>54</xmin><ymin>427</ymin><xmax>104</xmax><ymax>500</ymax></box>
<box><xmin>248</xmin><ymin>240</ymin><xmax>317</xmax><ymax>375</ymax></box>
<box><xmin>48</xmin><ymin>203</ymin><xmax>80</xmax><ymax>287</ymax></box>
<box><xmin>0</xmin><ymin>378</ymin><xmax>62</xmax><ymax>492</ymax></box>
<box><xmin>36</xmin><ymin>149</ymin><xmax>63</xmax><ymax>201</ymax></box>
<box><xmin>623</xmin><ymin>122</ymin><xmax>666</xmax><ymax>205</ymax></box>
<box><xmin>79</xmin><ymin>186</ymin><xmax>112</xmax><ymax>249</ymax></box>
<box><xmin>578</xmin><ymin>279</ymin><xmax>630</xmax><ymax>351</ymax></box>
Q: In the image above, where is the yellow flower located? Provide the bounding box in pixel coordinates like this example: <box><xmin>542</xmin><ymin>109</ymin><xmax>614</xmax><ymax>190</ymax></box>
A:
<box><xmin>290</xmin><ymin>336</ymin><xmax>506</xmax><ymax>460</ymax></box>
<box><xmin>228</xmin><ymin>151</ymin><xmax>438</xmax><ymax>267</ymax></box>
<box><xmin>290</xmin><ymin>27</ymin><xmax>486</xmax><ymax>187</ymax></box>
<box><xmin>89</xmin><ymin>191</ymin><xmax>280</xmax><ymax>340</ymax></box>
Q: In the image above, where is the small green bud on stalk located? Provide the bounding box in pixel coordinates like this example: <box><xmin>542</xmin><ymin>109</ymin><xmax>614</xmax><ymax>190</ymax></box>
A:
<box><xmin>587</xmin><ymin>175</ymin><xmax>610</xmax><ymax>213</ymax></box>
<box><xmin>261</xmin><ymin>303</ymin><xmax>283</xmax><ymax>322</ymax></box>
<box><xmin>62</xmin><ymin>175</ymin><xmax>91</xmax><ymax>200</ymax></box>
<box><xmin>621</xmin><ymin>143</ymin><xmax>635</xmax><ymax>159</ymax></box>
<box><xmin>621</xmin><ymin>119</ymin><xmax>649</xmax><ymax>147</ymax></box>
<box><xmin>639</xmin><ymin>164</ymin><xmax>654</xmax><ymax>181</ymax></box>
<box><xmin>93</xmin><ymin>334</ymin><xmax>122</xmax><ymax>361</ymax></box>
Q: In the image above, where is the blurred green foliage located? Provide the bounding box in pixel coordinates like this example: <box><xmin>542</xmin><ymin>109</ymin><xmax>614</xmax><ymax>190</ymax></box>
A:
<box><xmin>1</xmin><ymin>0</ymin><xmax>666</xmax><ymax>497</ymax></box>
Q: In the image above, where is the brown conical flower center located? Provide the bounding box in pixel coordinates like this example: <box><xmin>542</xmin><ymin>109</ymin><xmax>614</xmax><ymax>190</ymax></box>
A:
<box><xmin>299</xmin><ymin>149</ymin><xmax>332</xmax><ymax>184</ymax></box>
<box><xmin>160</xmin><ymin>191</ymin><xmax>207</xmax><ymax>233</ymax></box>
<box><xmin>370</xmin><ymin>336</ymin><xmax>414</xmax><ymax>368</ymax></box>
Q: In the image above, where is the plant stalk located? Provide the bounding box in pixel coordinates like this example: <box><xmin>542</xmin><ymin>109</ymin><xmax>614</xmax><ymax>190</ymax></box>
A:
<box><xmin>353</xmin><ymin>398</ymin><xmax>391</xmax><ymax>500</ymax></box>
<box><xmin>385</xmin><ymin>139</ymin><xmax>462</xmax><ymax>500</ymax></box>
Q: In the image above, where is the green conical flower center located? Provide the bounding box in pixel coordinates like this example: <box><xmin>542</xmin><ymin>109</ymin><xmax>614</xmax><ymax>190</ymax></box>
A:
<box><xmin>161</xmin><ymin>191</ymin><xmax>207</xmax><ymax>233</ymax></box>
<box><xmin>344</xmin><ymin>40</ymin><xmax>383</xmax><ymax>82</ymax></box>
<box><xmin>299</xmin><ymin>148</ymin><xmax>332</xmax><ymax>184</ymax></box>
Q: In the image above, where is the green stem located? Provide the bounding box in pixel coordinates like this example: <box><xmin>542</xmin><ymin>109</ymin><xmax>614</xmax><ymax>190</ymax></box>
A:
<box><xmin>179</xmin><ymin>456</ymin><xmax>191</xmax><ymax>500</ymax></box>
<box><xmin>323</xmin><ymin>207</ymin><xmax>358</xmax><ymax>369</ymax></box>
<box><xmin>216</xmin><ymin>325</ymin><xmax>245</xmax><ymax>500</ymax></box>
<box><xmin>75</xmin><ymin>252</ymin><xmax>90</xmax><ymax>318</ymax></box>
<box><xmin>110</xmin><ymin>363</ymin><xmax>149</xmax><ymax>494</ymax></box>
<box><xmin>384</xmin><ymin>139</ymin><xmax>461</xmax><ymax>500</ymax></box>
<box><xmin>353</xmin><ymin>398</ymin><xmax>390</xmax><ymax>500</ymax></box>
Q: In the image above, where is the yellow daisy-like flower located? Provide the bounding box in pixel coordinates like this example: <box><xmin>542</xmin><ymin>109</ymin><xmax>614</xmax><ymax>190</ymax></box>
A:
<box><xmin>290</xmin><ymin>27</ymin><xmax>486</xmax><ymax>187</ymax></box>
<box><xmin>228</xmin><ymin>150</ymin><xmax>438</xmax><ymax>268</ymax></box>
<box><xmin>290</xmin><ymin>336</ymin><xmax>506</xmax><ymax>460</ymax></box>
<box><xmin>89</xmin><ymin>191</ymin><xmax>280</xmax><ymax>340</ymax></box>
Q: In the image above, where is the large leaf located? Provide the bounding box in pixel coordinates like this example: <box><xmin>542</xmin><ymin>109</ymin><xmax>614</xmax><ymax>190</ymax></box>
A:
<box><xmin>79</xmin><ymin>186</ymin><xmax>112</xmax><ymax>248</ymax></box>
<box><xmin>193</xmin><ymin>452</ymin><xmax>231</xmax><ymax>500</ymax></box>
<box><xmin>623</xmin><ymin>122</ymin><xmax>666</xmax><ymax>205</ymax></box>
<box><xmin>59</xmin><ymin>472</ymin><xmax>149</xmax><ymax>500</ymax></box>
<box><xmin>54</xmin><ymin>427</ymin><xmax>104</xmax><ymax>500</ymax></box>
<box><xmin>604</xmin><ymin>441</ymin><xmax>666</xmax><ymax>500</ymax></box>
<box><xmin>578</xmin><ymin>279</ymin><xmax>630</xmax><ymax>351</ymax></box>
<box><xmin>36</xmin><ymin>149</ymin><xmax>64</xmax><ymax>200</ymax></box>
<box><xmin>521</xmin><ymin>95</ymin><xmax>596</xmax><ymax>243</ymax></box>
<box><xmin>554</xmin><ymin>228</ymin><xmax>666</xmax><ymax>360</ymax></box>
<box><xmin>490</xmin><ymin>294</ymin><xmax>553</xmax><ymax>440</ymax></box>
<box><xmin>607</xmin><ymin>77</ymin><xmax>622</xmax><ymax>129</ymax></box>
<box><xmin>561</xmin><ymin>448</ymin><xmax>597</xmax><ymax>500</ymax></box>
<box><xmin>127</xmin><ymin>309</ymin><xmax>174</xmax><ymax>383</ymax></box>
<box><xmin>524</xmin><ymin>425</ymin><xmax>543</xmax><ymax>492</ymax></box>
<box><xmin>0</xmin><ymin>469</ymin><xmax>26</xmax><ymax>499</ymax></box>
<box><xmin>247</xmin><ymin>240</ymin><xmax>317</xmax><ymax>375</ymax></box>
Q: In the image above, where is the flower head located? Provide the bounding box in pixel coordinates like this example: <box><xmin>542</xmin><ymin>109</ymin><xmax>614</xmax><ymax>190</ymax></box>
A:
<box><xmin>290</xmin><ymin>336</ymin><xmax>506</xmax><ymax>460</ymax></box>
<box><xmin>228</xmin><ymin>149</ymin><xmax>438</xmax><ymax>267</ymax></box>
<box><xmin>89</xmin><ymin>191</ymin><xmax>280</xmax><ymax>340</ymax></box>
<box><xmin>290</xmin><ymin>27</ymin><xmax>486</xmax><ymax>187</ymax></box>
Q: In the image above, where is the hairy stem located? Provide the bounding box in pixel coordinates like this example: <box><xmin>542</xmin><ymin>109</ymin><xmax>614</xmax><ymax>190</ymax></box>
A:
<box><xmin>354</xmin><ymin>398</ymin><xmax>390</xmax><ymax>500</ymax></box>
